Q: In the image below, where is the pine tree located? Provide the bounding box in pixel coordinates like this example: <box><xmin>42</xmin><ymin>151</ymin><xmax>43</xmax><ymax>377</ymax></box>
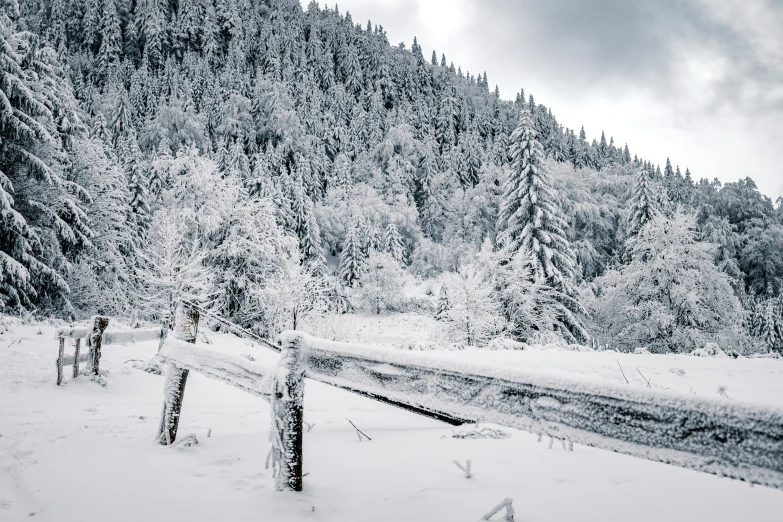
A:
<box><xmin>435</xmin><ymin>284</ymin><xmax>450</xmax><ymax>320</ymax></box>
<box><xmin>0</xmin><ymin>12</ymin><xmax>91</xmax><ymax>311</ymax></box>
<box><xmin>628</xmin><ymin>168</ymin><xmax>657</xmax><ymax>237</ymax></box>
<box><xmin>109</xmin><ymin>88</ymin><xmax>134</xmax><ymax>143</ymax></box>
<box><xmin>383</xmin><ymin>222</ymin><xmax>404</xmax><ymax>263</ymax></box>
<box><xmin>762</xmin><ymin>300</ymin><xmax>777</xmax><ymax>353</ymax></box>
<box><xmin>227</xmin><ymin>140</ymin><xmax>251</xmax><ymax>181</ymax></box>
<box><xmin>83</xmin><ymin>0</ymin><xmax>102</xmax><ymax>52</ymax></box>
<box><xmin>122</xmin><ymin>133</ymin><xmax>151</xmax><ymax>230</ymax></box>
<box><xmin>98</xmin><ymin>0</ymin><xmax>122</xmax><ymax>78</ymax></box>
<box><xmin>497</xmin><ymin>109</ymin><xmax>577</xmax><ymax>294</ymax></box>
<box><xmin>338</xmin><ymin>225</ymin><xmax>364</xmax><ymax>286</ymax></box>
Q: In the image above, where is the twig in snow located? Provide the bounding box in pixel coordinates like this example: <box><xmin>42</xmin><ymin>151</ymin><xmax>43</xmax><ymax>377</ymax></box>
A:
<box><xmin>636</xmin><ymin>368</ymin><xmax>652</xmax><ymax>387</ymax></box>
<box><xmin>616</xmin><ymin>359</ymin><xmax>630</xmax><ymax>384</ymax></box>
<box><xmin>479</xmin><ymin>497</ymin><xmax>514</xmax><ymax>521</ymax></box>
<box><xmin>453</xmin><ymin>459</ymin><xmax>472</xmax><ymax>478</ymax></box>
<box><xmin>717</xmin><ymin>385</ymin><xmax>732</xmax><ymax>400</ymax></box>
<box><xmin>346</xmin><ymin>418</ymin><xmax>371</xmax><ymax>441</ymax></box>
<box><xmin>304</xmin><ymin>421</ymin><xmax>315</xmax><ymax>432</ymax></box>
<box><xmin>207</xmin><ymin>428</ymin><xmax>212</xmax><ymax>438</ymax></box>
<box><xmin>7</xmin><ymin>338</ymin><xmax>20</xmax><ymax>348</ymax></box>
<box><xmin>173</xmin><ymin>433</ymin><xmax>198</xmax><ymax>449</ymax></box>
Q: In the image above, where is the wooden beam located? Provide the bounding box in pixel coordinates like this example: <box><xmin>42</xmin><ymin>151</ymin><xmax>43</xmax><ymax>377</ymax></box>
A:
<box><xmin>86</xmin><ymin>316</ymin><xmax>109</xmax><ymax>377</ymax></box>
<box><xmin>72</xmin><ymin>338</ymin><xmax>80</xmax><ymax>378</ymax></box>
<box><xmin>159</xmin><ymin>339</ymin><xmax>274</xmax><ymax>398</ymax></box>
<box><xmin>56</xmin><ymin>337</ymin><xmax>65</xmax><ymax>386</ymax></box>
<box><xmin>271</xmin><ymin>333</ymin><xmax>305</xmax><ymax>491</ymax></box>
<box><xmin>157</xmin><ymin>303</ymin><xmax>199</xmax><ymax>445</ymax></box>
<box><xmin>290</xmin><ymin>332</ymin><xmax>783</xmax><ymax>490</ymax></box>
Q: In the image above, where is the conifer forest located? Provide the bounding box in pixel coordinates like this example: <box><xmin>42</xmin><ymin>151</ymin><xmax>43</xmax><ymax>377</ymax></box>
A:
<box><xmin>2</xmin><ymin>0</ymin><xmax>783</xmax><ymax>354</ymax></box>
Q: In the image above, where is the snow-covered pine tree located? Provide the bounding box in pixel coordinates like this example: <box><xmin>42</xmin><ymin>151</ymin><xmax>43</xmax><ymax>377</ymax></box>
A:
<box><xmin>627</xmin><ymin>168</ymin><xmax>657</xmax><ymax>237</ymax></box>
<box><xmin>435</xmin><ymin>284</ymin><xmax>450</xmax><ymax>320</ymax></box>
<box><xmin>761</xmin><ymin>300</ymin><xmax>778</xmax><ymax>353</ymax></box>
<box><xmin>97</xmin><ymin>0</ymin><xmax>122</xmax><ymax>79</ymax></box>
<box><xmin>109</xmin><ymin>87</ymin><xmax>134</xmax><ymax>143</ymax></box>
<box><xmin>0</xmin><ymin>10</ymin><xmax>91</xmax><ymax>311</ymax></box>
<box><xmin>338</xmin><ymin>225</ymin><xmax>364</xmax><ymax>287</ymax></box>
<box><xmin>383</xmin><ymin>222</ymin><xmax>405</xmax><ymax>263</ymax></box>
<box><xmin>497</xmin><ymin>108</ymin><xmax>577</xmax><ymax>295</ymax></box>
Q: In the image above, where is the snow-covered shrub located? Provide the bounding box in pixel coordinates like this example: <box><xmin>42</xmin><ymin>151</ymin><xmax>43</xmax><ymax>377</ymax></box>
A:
<box><xmin>250</xmin><ymin>262</ymin><xmax>333</xmax><ymax>338</ymax></box>
<box><xmin>409</xmin><ymin>238</ymin><xmax>450</xmax><ymax>278</ymax></box>
<box><xmin>136</xmin><ymin>208</ymin><xmax>213</xmax><ymax>320</ymax></box>
<box><xmin>354</xmin><ymin>251</ymin><xmax>406</xmax><ymax>314</ymax></box>
<box><xmin>692</xmin><ymin>343</ymin><xmax>728</xmax><ymax>357</ymax></box>
<box><xmin>589</xmin><ymin>212</ymin><xmax>749</xmax><ymax>353</ymax></box>
<box><xmin>443</xmin><ymin>264</ymin><xmax>506</xmax><ymax>348</ymax></box>
<box><xmin>485</xmin><ymin>338</ymin><xmax>526</xmax><ymax>351</ymax></box>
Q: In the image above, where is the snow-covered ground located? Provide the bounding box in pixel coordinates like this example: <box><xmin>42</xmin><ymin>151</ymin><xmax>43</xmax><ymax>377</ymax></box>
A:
<box><xmin>1</xmin><ymin>318</ymin><xmax>782</xmax><ymax>521</ymax></box>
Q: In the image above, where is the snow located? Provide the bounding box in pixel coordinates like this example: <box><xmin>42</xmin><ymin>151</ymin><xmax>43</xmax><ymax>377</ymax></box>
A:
<box><xmin>160</xmin><ymin>337</ymin><xmax>275</xmax><ymax>398</ymax></box>
<box><xmin>1</xmin><ymin>320</ymin><xmax>783</xmax><ymax>521</ymax></box>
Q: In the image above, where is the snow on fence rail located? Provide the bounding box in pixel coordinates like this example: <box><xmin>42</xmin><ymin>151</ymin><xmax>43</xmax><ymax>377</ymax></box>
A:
<box><xmin>152</xmin><ymin>309</ymin><xmax>783</xmax><ymax>492</ymax></box>
<box><xmin>54</xmin><ymin>317</ymin><xmax>165</xmax><ymax>385</ymax></box>
<box><xmin>159</xmin><ymin>338</ymin><xmax>274</xmax><ymax>398</ymax></box>
<box><xmin>288</xmin><ymin>332</ymin><xmax>783</xmax><ymax>491</ymax></box>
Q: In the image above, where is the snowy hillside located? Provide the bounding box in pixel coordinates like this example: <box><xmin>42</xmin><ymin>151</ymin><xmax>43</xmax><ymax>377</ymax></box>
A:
<box><xmin>1</xmin><ymin>320</ymin><xmax>782</xmax><ymax>521</ymax></box>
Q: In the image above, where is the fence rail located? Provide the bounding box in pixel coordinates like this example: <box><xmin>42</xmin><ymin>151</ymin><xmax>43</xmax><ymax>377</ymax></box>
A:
<box><xmin>55</xmin><ymin>317</ymin><xmax>165</xmax><ymax>385</ymax></box>
<box><xmin>152</xmin><ymin>310</ymin><xmax>783</xmax><ymax>493</ymax></box>
<box><xmin>160</xmin><ymin>338</ymin><xmax>274</xmax><ymax>398</ymax></box>
<box><xmin>292</xmin><ymin>332</ymin><xmax>783</xmax><ymax>490</ymax></box>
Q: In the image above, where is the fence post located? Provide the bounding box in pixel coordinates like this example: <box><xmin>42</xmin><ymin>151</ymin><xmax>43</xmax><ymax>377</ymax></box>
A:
<box><xmin>271</xmin><ymin>333</ymin><xmax>305</xmax><ymax>491</ymax></box>
<box><xmin>86</xmin><ymin>316</ymin><xmax>110</xmax><ymax>376</ymax></box>
<box><xmin>72</xmin><ymin>338</ymin><xmax>81</xmax><ymax>378</ymax></box>
<box><xmin>56</xmin><ymin>337</ymin><xmax>65</xmax><ymax>385</ymax></box>
<box><xmin>157</xmin><ymin>302</ymin><xmax>199</xmax><ymax>445</ymax></box>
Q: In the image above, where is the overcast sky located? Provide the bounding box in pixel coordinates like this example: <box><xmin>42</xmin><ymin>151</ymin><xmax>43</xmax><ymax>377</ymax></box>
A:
<box><xmin>303</xmin><ymin>0</ymin><xmax>783</xmax><ymax>201</ymax></box>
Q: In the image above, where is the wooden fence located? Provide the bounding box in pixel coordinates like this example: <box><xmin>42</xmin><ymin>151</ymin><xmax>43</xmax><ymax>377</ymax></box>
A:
<box><xmin>155</xmin><ymin>303</ymin><xmax>783</xmax><ymax>493</ymax></box>
<box><xmin>55</xmin><ymin>317</ymin><xmax>166</xmax><ymax>385</ymax></box>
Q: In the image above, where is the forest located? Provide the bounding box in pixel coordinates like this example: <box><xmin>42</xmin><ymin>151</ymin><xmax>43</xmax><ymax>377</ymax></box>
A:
<box><xmin>2</xmin><ymin>0</ymin><xmax>782</xmax><ymax>354</ymax></box>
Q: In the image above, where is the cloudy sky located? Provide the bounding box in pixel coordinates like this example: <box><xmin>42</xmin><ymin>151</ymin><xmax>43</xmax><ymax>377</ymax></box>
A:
<box><xmin>303</xmin><ymin>0</ymin><xmax>783</xmax><ymax>201</ymax></box>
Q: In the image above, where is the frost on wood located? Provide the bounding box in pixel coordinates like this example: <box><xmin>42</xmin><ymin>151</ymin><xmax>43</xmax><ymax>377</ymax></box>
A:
<box><xmin>159</xmin><ymin>338</ymin><xmax>275</xmax><ymax>398</ymax></box>
<box><xmin>286</xmin><ymin>331</ymin><xmax>783</xmax><ymax>489</ymax></box>
<box><xmin>55</xmin><ymin>327</ymin><xmax>89</xmax><ymax>339</ymax></box>
<box><xmin>85</xmin><ymin>316</ymin><xmax>109</xmax><ymax>377</ymax></box>
<box><xmin>56</xmin><ymin>337</ymin><xmax>64</xmax><ymax>385</ymax></box>
<box><xmin>56</xmin><ymin>327</ymin><xmax>163</xmax><ymax>346</ymax></box>
<box><xmin>158</xmin><ymin>363</ymin><xmax>189</xmax><ymax>445</ymax></box>
<box><xmin>269</xmin><ymin>333</ymin><xmax>305</xmax><ymax>491</ymax></box>
<box><xmin>102</xmin><ymin>328</ymin><xmax>164</xmax><ymax>345</ymax></box>
<box><xmin>480</xmin><ymin>498</ymin><xmax>514</xmax><ymax>521</ymax></box>
<box><xmin>157</xmin><ymin>303</ymin><xmax>198</xmax><ymax>445</ymax></box>
<box><xmin>453</xmin><ymin>459</ymin><xmax>471</xmax><ymax>478</ymax></box>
